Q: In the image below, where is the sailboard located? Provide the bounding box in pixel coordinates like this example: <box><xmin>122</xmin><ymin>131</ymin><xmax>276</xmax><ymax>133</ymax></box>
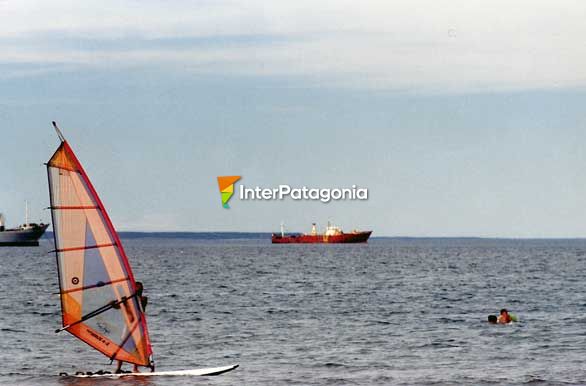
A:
<box><xmin>71</xmin><ymin>364</ymin><xmax>239</xmax><ymax>378</ymax></box>
<box><xmin>46</xmin><ymin>122</ymin><xmax>237</xmax><ymax>376</ymax></box>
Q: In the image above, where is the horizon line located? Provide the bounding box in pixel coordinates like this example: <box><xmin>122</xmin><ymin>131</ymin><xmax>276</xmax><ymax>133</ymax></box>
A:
<box><xmin>42</xmin><ymin>230</ymin><xmax>586</xmax><ymax>240</ymax></box>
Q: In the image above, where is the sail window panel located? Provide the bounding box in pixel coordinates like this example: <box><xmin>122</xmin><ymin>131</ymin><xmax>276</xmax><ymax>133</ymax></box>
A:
<box><xmin>70</xmin><ymin>311</ymin><xmax>141</xmax><ymax>365</ymax></box>
<box><xmin>57</xmin><ymin>246</ymin><xmax>129</xmax><ymax>290</ymax></box>
<box><xmin>120</xmin><ymin>305</ymin><xmax>149</xmax><ymax>363</ymax></box>
<box><xmin>80</xmin><ymin>245</ymin><xmax>137</xmax><ymax>351</ymax></box>
<box><xmin>83</xmin><ymin>286</ymin><xmax>129</xmax><ymax>346</ymax></box>
<box><xmin>117</xmin><ymin>296</ymin><xmax>149</xmax><ymax>364</ymax></box>
<box><xmin>82</xmin><ymin>285</ymin><xmax>146</xmax><ymax>363</ymax></box>
<box><xmin>120</xmin><ymin>322</ymin><xmax>140</xmax><ymax>358</ymax></box>
<box><xmin>82</xmin><ymin>237</ymin><xmax>119</xmax><ymax>286</ymax></box>
<box><xmin>79</xmin><ymin>232</ymin><xmax>125</xmax><ymax>287</ymax></box>
<box><xmin>86</xmin><ymin>219</ymin><xmax>129</xmax><ymax>283</ymax></box>
<box><xmin>86</xmin><ymin>209</ymin><xmax>119</xmax><ymax>248</ymax></box>
<box><xmin>116</xmin><ymin>288</ymin><xmax>148</xmax><ymax>365</ymax></box>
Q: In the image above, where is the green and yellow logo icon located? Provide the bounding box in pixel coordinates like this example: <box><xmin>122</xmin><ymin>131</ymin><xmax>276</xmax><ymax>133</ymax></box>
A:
<box><xmin>217</xmin><ymin>176</ymin><xmax>241</xmax><ymax>208</ymax></box>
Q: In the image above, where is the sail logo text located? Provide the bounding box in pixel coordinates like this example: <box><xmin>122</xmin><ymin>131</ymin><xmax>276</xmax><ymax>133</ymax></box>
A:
<box><xmin>239</xmin><ymin>184</ymin><xmax>368</xmax><ymax>203</ymax></box>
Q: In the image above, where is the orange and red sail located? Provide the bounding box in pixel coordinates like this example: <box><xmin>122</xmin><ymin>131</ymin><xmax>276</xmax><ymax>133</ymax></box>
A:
<box><xmin>47</xmin><ymin>134</ymin><xmax>153</xmax><ymax>367</ymax></box>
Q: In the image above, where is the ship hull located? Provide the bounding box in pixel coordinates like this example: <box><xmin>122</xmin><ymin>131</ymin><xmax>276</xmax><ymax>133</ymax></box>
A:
<box><xmin>272</xmin><ymin>231</ymin><xmax>372</xmax><ymax>244</ymax></box>
<box><xmin>0</xmin><ymin>224</ymin><xmax>49</xmax><ymax>246</ymax></box>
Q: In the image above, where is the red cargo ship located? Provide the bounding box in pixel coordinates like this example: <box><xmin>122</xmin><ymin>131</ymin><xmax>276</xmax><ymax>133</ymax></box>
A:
<box><xmin>272</xmin><ymin>222</ymin><xmax>372</xmax><ymax>244</ymax></box>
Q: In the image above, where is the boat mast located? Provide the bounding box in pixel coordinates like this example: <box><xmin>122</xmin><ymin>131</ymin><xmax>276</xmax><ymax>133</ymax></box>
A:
<box><xmin>280</xmin><ymin>221</ymin><xmax>285</xmax><ymax>237</ymax></box>
<box><xmin>52</xmin><ymin>121</ymin><xmax>66</xmax><ymax>142</ymax></box>
<box><xmin>25</xmin><ymin>200</ymin><xmax>29</xmax><ymax>225</ymax></box>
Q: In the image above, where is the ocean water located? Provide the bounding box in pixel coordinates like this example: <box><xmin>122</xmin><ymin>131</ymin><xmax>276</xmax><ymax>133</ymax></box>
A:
<box><xmin>2</xmin><ymin>237</ymin><xmax>586</xmax><ymax>385</ymax></box>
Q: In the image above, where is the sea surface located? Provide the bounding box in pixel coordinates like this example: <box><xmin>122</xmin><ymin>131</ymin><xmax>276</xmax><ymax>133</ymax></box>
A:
<box><xmin>2</xmin><ymin>236</ymin><xmax>586</xmax><ymax>385</ymax></box>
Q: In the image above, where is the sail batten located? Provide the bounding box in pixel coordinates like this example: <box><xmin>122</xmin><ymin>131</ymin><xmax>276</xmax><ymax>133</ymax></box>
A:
<box><xmin>60</xmin><ymin>277</ymin><xmax>130</xmax><ymax>294</ymax></box>
<box><xmin>47</xmin><ymin>139</ymin><xmax>153</xmax><ymax>367</ymax></box>
<box><xmin>51</xmin><ymin>205</ymin><xmax>101</xmax><ymax>210</ymax></box>
<box><xmin>55</xmin><ymin>243</ymin><xmax>116</xmax><ymax>253</ymax></box>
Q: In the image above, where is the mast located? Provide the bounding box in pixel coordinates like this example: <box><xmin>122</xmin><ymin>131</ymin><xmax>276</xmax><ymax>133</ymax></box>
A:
<box><xmin>280</xmin><ymin>221</ymin><xmax>285</xmax><ymax>237</ymax></box>
<box><xmin>52</xmin><ymin>121</ymin><xmax>66</xmax><ymax>142</ymax></box>
<box><xmin>25</xmin><ymin>200</ymin><xmax>29</xmax><ymax>226</ymax></box>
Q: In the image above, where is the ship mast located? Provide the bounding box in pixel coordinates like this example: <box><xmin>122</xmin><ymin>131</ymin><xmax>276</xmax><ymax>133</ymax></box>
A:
<box><xmin>280</xmin><ymin>221</ymin><xmax>285</xmax><ymax>237</ymax></box>
<box><xmin>25</xmin><ymin>200</ymin><xmax>29</xmax><ymax>226</ymax></box>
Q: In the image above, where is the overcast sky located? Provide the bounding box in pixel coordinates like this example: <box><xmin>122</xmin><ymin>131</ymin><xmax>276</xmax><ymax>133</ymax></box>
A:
<box><xmin>1</xmin><ymin>1</ymin><xmax>585</xmax><ymax>237</ymax></box>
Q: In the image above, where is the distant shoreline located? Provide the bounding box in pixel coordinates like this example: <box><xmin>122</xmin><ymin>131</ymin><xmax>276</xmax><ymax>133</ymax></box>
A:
<box><xmin>42</xmin><ymin>231</ymin><xmax>586</xmax><ymax>241</ymax></box>
<box><xmin>44</xmin><ymin>231</ymin><xmax>271</xmax><ymax>240</ymax></box>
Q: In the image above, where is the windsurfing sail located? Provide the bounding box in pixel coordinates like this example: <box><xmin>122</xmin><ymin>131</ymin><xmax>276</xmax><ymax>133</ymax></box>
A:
<box><xmin>46</xmin><ymin>122</ymin><xmax>154</xmax><ymax>368</ymax></box>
